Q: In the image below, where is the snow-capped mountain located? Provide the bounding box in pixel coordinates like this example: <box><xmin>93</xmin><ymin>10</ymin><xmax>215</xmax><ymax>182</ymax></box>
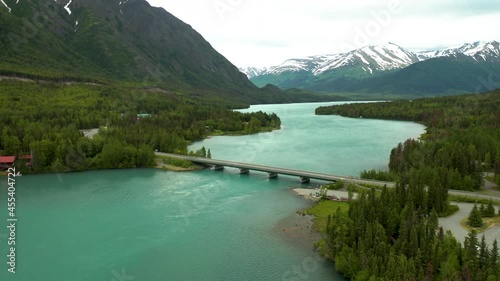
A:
<box><xmin>247</xmin><ymin>41</ymin><xmax>500</xmax><ymax>95</ymax></box>
<box><xmin>255</xmin><ymin>43</ymin><xmax>420</xmax><ymax>77</ymax></box>
<box><xmin>263</xmin><ymin>54</ymin><xmax>342</xmax><ymax>76</ymax></box>
<box><xmin>239</xmin><ymin>67</ymin><xmax>267</xmax><ymax>79</ymax></box>
<box><xmin>417</xmin><ymin>41</ymin><xmax>500</xmax><ymax>62</ymax></box>
<box><xmin>249</xmin><ymin>41</ymin><xmax>499</xmax><ymax>78</ymax></box>
<box><xmin>314</xmin><ymin>43</ymin><xmax>419</xmax><ymax>75</ymax></box>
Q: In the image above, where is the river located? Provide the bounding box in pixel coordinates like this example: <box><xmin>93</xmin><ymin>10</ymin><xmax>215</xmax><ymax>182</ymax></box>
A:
<box><xmin>0</xmin><ymin>102</ymin><xmax>425</xmax><ymax>281</ymax></box>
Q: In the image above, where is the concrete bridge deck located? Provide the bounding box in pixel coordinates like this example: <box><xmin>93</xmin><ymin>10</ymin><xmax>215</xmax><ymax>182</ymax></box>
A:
<box><xmin>155</xmin><ymin>152</ymin><xmax>395</xmax><ymax>187</ymax></box>
<box><xmin>155</xmin><ymin>153</ymin><xmax>500</xmax><ymax>202</ymax></box>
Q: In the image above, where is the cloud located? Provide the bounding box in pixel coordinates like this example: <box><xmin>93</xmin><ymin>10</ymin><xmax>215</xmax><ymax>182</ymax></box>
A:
<box><xmin>147</xmin><ymin>0</ymin><xmax>500</xmax><ymax>67</ymax></box>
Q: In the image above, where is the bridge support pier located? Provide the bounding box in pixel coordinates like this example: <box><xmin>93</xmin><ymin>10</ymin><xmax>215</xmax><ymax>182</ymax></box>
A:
<box><xmin>213</xmin><ymin>165</ymin><xmax>224</xmax><ymax>171</ymax></box>
<box><xmin>268</xmin><ymin>173</ymin><xmax>278</xmax><ymax>179</ymax></box>
<box><xmin>300</xmin><ymin>177</ymin><xmax>311</xmax><ymax>184</ymax></box>
<box><xmin>239</xmin><ymin>169</ymin><xmax>250</xmax><ymax>174</ymax></box>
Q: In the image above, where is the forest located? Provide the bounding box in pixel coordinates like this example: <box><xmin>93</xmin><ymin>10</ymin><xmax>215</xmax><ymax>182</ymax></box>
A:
<box><xmin>0</xmin><ymin>80</ymin><xmax>281</xmax><ymax>173</ymax></box>
<box><xmin>317</xmin><ymin>90</ymin><xmax>500</xmax><ymax>190</ymax></box>
<box><xmin>324</xmin><ymin>186</ymin><xmax>500</xmax><ymax>280</ymax></box>
<box><xmin>315</xmin><ymin>90</ymin><xmax>500</xmax><ymax>280</ymax></box>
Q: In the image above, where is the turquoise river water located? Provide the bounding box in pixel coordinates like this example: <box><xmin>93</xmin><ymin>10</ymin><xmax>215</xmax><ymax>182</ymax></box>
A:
<box><xmin>0</xmin><ymin>102</ymin><xmax>425</xmax><ymax>281</ymax></box>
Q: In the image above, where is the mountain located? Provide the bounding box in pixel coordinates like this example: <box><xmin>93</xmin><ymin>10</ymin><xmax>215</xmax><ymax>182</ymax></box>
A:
<box><xmin>0</xmin><ymin>0</ymin><xmax>332</xmax><ymax>105</ymax></box>
<box><xmin>248</xmin><ymin>41</ymin><xmax>500</xmax><ymax>97</ymax></box>
<box><xmin>239</xmin><ymin>67</ymin><xmax>266</xmax><ymax>79</ymax></box>
<box><xmin>279</xmin><ymin>43</ymin><xmax>418</xmax><ymax>76</ymax></box>
<box><xmin>417</xmin><ymin>41</ymin><xmax>500</xmax><ymax>62</ymax></box>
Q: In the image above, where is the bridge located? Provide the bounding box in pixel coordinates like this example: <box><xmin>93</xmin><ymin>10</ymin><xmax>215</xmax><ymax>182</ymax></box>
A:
<box><xmin>155</xmin><ymin>153</ymin><xmax>500</xmax><ymax>202</ymax></box>
<box><xmin>155</xmin><ymin>152</ymin><xmax>395</xmax><ymax>187</ymax></box>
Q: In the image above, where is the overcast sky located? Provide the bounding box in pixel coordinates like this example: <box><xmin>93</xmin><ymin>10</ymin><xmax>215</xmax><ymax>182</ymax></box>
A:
<box><xmin>146</xmin><ymin>0</ymin><xmax>500</xmax><ymax>68</ymax></box>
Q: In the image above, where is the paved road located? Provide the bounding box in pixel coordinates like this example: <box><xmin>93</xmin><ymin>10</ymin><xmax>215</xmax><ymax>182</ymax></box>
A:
<box><xmin>156</xmin><ymin>153</ymin><xmax>500</xmax><ymax>202</ymax></box>
<box><xmin>439</xmin><ymin>203</ymin><xmax>500</xmax><ymax>245</ymax></box>
<box><xmin>447</xmin><ymin>189</ymin><xmax>500</xmax><ymax>202</ymax></box>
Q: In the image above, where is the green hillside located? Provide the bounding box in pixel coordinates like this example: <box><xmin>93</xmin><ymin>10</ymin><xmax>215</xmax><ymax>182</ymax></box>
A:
<box><xmin>0</xmin><ymin>0</ymin><xmax>335</xmax><ymax>105</ymax></box>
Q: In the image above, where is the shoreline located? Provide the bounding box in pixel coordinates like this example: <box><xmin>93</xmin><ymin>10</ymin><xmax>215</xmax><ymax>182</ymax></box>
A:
<box><xmin>293</xmin><ymin>187</ymin><xmax>356</xmax><ymax>201</ymax></box>
<box><xmin>273</xmin><ymin>192</ymin><xmax>321</xmax><ymax>246</ymax></box>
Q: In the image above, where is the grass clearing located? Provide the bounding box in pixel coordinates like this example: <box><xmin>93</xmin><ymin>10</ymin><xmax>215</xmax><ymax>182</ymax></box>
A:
<box><xmin>155</xmin><ymin>156</ymin><xmax>204</xmax><ymax>171</ymax></box>
<box><xmin>460</xmin><ymin>216</ymin><xmax>500</xmax><ymax>233</ymax></box>
<box><xmin>301</xmin><ymin>200</ymin><xmax>350</xmax><ymax>233</ymax></box>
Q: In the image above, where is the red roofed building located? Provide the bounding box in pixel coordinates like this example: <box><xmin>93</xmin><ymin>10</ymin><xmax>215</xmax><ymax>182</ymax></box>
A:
<box><xmin>0</xmin><ymin>156</ymin><xmax>16</xmax><ymax>170</ymax></box>
<box><xmin>0</xmin><ymin>155</ymin><xmax>32</xmax><ymax>170</ymax></box>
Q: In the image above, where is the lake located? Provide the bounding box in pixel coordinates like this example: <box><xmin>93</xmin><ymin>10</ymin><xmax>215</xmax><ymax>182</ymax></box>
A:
<box><xmin>0</xmin><ymin>102</ymin><xmax>425</xmax><ymax>281</ymax></box>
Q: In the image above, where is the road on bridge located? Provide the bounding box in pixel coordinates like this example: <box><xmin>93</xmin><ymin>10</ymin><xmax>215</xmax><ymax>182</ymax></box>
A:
<box><xmin>156</xmin><ymin>152</ymin><xmax>397</xmax><ymax>187</ymax></box>
<box><xmin>155</xmin><ymin>152</ymin><xmax>500</xmax><ymax>202</ymax></box>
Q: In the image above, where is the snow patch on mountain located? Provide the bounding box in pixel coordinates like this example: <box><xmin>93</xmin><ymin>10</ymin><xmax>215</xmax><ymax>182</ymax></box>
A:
<box><xmin>239</xmin><ymin>67</ymin><xmax>267</xmax><ymax>79</ymax></box>
<box><xmin>267</xmin><ymin>58</ymin><xmax>314</xmax><ymax>74</ymax></box>
<box><xmin>314</xmin><ymin>54</ymin><xmax>353</xmax><ymax>75</ymax></box>
<box><xmin>64</xmin><ymin>0</ymin><xmax>72</xmax><ymax>15</ymax></box>
<box><xmin>1</xmin><ymin>0</ymin><xmax>11</xmax><ymax>13</ymax></box>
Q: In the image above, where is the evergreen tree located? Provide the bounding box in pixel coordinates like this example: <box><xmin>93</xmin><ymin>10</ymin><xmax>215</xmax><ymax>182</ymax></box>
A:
<box><xmin>207</xmin><ymin>149</ymin><xmax>211</xmax><ymax>159</ymax></box>
<box><xmin>490</xmin><ymin>240</ymin><xmax>499</xmax><ymax>273</ymax></box>
<box><xmin>463</xmin><ymin>231</ymin><xmax>479</xmax><ymax>271</ymax></box>
<box><xmin>479</xmin><ymin>235</ymin><xmax>490</xmax><ymax>270</ymax></box>
<box><xmin>480</xmin><ymin>203</ymin><xmax>487</xmax><ymax>216</ymax></box>
<box><xmin>468</xmin><ymin>205</ymin><xmax>484</xmax><ymax>228</ymax></box>
<box><xmin>484</xmin><ymin>201</ymin><xmax>496</xmax><ymax>217</ymax></box>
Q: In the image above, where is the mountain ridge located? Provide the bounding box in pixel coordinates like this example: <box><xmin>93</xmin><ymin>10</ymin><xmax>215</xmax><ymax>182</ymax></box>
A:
<box><xmin>0</xmin><ymin>0</ymin><xmax>336</xmax><ymax>105</ymax></box>
<box><xmin>243</xmin><ymin>41</ymin><xmax>500</xmax><ymax>96</ymax></box>
<box><xmin>242</xmin><ymin>41</ymin><xmax>499</xmax><ymax>78</ymax></box>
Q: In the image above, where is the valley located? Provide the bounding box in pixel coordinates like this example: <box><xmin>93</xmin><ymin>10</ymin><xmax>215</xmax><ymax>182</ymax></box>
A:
<box><xmin>0</xmin><ymin>0</ymin><xmax>499</xmax><ymax>280</ymax></box>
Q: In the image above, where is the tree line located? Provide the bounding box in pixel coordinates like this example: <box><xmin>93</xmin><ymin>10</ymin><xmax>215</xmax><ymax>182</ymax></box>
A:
<box><xmin>316</xmin><ymin>90</ymin><xmax>500</xmax><ymax>280</ymax></box>
<box><xmin>0</xmin><ymin>80</ymin><xmax>280</xmax><ymax>173</ymax></box>
<box><xmin>325</xmin><ymin>186</ymin><xmax>500</xmax><ymax>280</ymax></box>
<box><xmin>317</xmin><ymin>90</ymin><xmax>500</xmax><ymax>190</ymax></box>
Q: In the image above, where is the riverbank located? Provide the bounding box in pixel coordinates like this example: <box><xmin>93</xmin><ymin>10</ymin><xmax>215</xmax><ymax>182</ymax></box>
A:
<box><xmin>293</xmin><ymin>187</ymin><xmax>354</xmax><ymax>201</ymax></box>
<box><xmin>274</xmin><ymin>192</ymin><xmax>321</xmax><ymax>247</ymax></box>
<box><xmin>155</xmin><ymin>158</ymin><xmax>205</xmax><ymax>172</ymax></box>
<box><xmin>295</xmin><ymin>186</ymin><xmax>500</xmax><ymax>247</ymax></box>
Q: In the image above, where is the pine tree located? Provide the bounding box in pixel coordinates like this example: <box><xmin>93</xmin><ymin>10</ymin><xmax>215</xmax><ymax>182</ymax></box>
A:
<box><xmin>464</xmin><ymin>231</ymin><xmax>479</xmax><ymax>271</ymax></box>
<box><xmin>468</xmin><ymin>205</ymin><xmax>484</xmax><ymax>228</ymax></box>
<box><xmin>480</xmin><ymin>203</ymin><xmax>487</xmax><ymax>216</ymax></box>
<box><xmin>484</xmin><ymin>201</ymin><xmax>496</xmax><ymax>217</ymax></box>
<box><xmin>490</xmin><ymin>240</ymin><xmax>499</xmax><ymax>271</ymax></box>
<box><xmin>479</xmin><ymin>235</ymin><xmax>490</xmax><ymax>270</ymax></box>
